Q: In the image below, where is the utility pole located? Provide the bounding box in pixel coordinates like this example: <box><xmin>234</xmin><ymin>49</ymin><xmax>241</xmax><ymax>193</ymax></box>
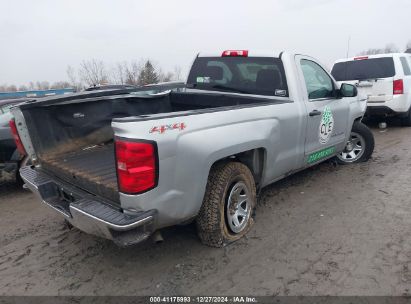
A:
<box><xmin>346</xmin><ymin>36</ymin><xmax>351</xmax><ymax>58</ymax></box>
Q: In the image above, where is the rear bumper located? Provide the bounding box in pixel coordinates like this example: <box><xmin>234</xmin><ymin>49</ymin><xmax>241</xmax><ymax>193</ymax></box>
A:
<box><xmin>366</xmin><ymin>94</ymin><xmax>410</xmax><ymax>115</ymax></box>
<box><xmin>365</xmin><ymin>106</ymin><xmax>409</xmax><ymax>118</ymax></box>
<box><xmin>20</xmin><ymin>166</ymin><xmax>156</xmax><ymax>246</ymax></box>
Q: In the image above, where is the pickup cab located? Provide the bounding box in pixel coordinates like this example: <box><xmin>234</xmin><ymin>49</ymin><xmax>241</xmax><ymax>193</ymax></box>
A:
<box><xmin>12</xmin><ymin>50</ymin><xmax>375</xmax><ymax>247</ymax></box>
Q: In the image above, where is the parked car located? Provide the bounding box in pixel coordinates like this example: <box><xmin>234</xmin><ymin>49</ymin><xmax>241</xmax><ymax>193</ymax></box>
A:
<box><xmin>0</xmin><ymin>98</ymin><xmax>26</xmax><ymax>114</ymax></box>
<box><xmin>0</xmin><ymin>98</ymin><xmax>32</xmax><ymax>184</ymax></box>
<box><xmin>331</xmin><ymin>53</ymin><xmax>411</xmax><ymax>125</ymax></box>
<box><xmin>13</xmin><ymin>50</ymin><xmax>374</xmax><ymax>247</ymax></box>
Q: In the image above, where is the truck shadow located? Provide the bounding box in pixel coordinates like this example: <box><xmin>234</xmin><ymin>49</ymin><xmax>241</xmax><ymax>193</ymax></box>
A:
<box><xmin>363</xmin><ymin>116</ymin><xmax>403</xmax><ymax>128</ymax></box>
<box><xmin>63</xmin><ymin>159</ymin><xmax>341</xmax><ymax>254</ymax></box>
<box><xmin>0</xmin><ymin>180</ymin><xmax>25</xmax><ymax>199</ymax></box>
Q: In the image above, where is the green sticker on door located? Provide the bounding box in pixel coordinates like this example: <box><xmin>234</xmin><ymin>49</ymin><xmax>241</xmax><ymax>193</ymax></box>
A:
<box><xmin>307</xmin><ymin>146</ymin><xmax>336</xmax><ymax>164</ymax></box>
<box><xmin>319</xmin><ymin>106</ymin><xmax>334</xmax><ymax>144</ymax></box>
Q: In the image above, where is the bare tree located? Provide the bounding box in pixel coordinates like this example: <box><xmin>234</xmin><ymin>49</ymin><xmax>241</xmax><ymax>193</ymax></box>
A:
<box><xmin>111</xmin><ymin>62</ymin><xmax>127</xmax><ymax>85</ymax></box>
<box><xmin>6</xmin><ymin>85</ymin><xmax>17</xmax><ymax>92</ymax></box>
<box><xmin>158</xmin><ymin>70</ymin><xmax>174</xmax><ymax>82</ymax></box>
<box><xmin>78</xmin><ymin>59</ymin><xmax>109</xmax><ymax>86</ymax></box>
<box><xmin>35</xmin><ymin>81</ymin><xmax>50</xmax><ymax>90</ymax></box>
<box><xmin>358</xmin><ymin>43</ymin><xmax>399</xmax><ymax>55</ymax></box>
<box><xmin>66</xmin><ymin>65</ymin><xmax>83</xmax><ymax>91</ymax></box>
<box><xmin>173</xmin><ymin>66</ymin><xmax>183</xmax><ymax>81</ymax></box>
<box><xmin>125</xmin><ymin>61</ymin><xmax>144</xmax><ymax>85</ymax></box>
<box><xmin>66</xmin><ymin>65</ymin><xmax>77</xmax><ymax>85</ymax></box>
<box><xmin>384</xmin><ymin>43</ymin><xmax>399</xmax><ymax>53</ymax></box>
<box><xmin>50</xmin><ymin>81</ymin><xmax>71</xmax><ymax>89</ymax></box>
<box><xmin>0</xmin><ymin>58</ymin><xmax>180</xmax><ymax>94</ymax></box>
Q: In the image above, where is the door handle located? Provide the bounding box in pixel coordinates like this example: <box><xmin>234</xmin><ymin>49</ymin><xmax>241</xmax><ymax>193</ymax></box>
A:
<box><xmin>309</xmin><ymin>110</ymin><xmax>322</xmax><ymax>117</ymax></box>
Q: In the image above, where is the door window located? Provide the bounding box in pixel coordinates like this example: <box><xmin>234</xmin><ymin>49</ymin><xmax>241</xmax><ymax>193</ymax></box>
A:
<box><xmin>301</xmin><ymin>59</ymin><xmax>335</xmax><ymax>100</ymax></box>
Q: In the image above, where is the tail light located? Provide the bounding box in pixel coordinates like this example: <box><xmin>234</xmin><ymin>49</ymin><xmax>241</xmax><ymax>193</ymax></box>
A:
<box><xmin>115</xmin><ymin>140</ymin><xmax>157</xmax><ymax>194</ymax></box>
<box><xmin>354</xmin><ymin>56</ymin><xmax>368</xmax><ymax>60</ymax></box>
<box><xmin>9</xmin><ymin>119</ymin><xmax>27</xmax><ymax>156</ymax></box>
<box><xmin>222</xmin><ymin>50</ymin><xmax>248</xmax><ymax>57</ymax></box>
<box><xmin>393</xmin><ymin>79</ymin><xmax>404</xmax><ymax>95</ymax></box>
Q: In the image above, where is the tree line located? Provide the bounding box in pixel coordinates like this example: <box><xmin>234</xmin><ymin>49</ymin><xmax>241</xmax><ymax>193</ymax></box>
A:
<box><xmin>0</xmin><ymin>59</ymin><xmax>183</xmax><ymax>92</ymax></box>
<box><xmin>2</xmin><ymin>40</ymin><xmax>411</xmax><ymax>92</ymax></box>
<box><xmin>357</xmin><ymin>41</ymin><xmax>411</xmax><ymax>56</ymax></box>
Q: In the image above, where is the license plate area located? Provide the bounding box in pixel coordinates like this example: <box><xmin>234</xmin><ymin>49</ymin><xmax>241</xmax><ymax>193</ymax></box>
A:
<box><xmin>58</xmin><ymin>187</ymin><xmax>76</xmax><ymax>203</ymax></box>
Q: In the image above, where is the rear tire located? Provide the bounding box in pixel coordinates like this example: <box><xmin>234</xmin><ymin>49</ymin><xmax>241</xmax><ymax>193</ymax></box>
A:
<box><xmin>401</xmin><ymin>108</ymin><xmax>411</xmax><ymax>127</ymax></box>
<box><xmin>336</xmin><ymin>121</ymin><xmax>374</xmax><ymax>164</ymax></box>
<box><xmin>196</xmin><ymin>162</ymin><xmax>256</xmax><ymax>247</ymax></box>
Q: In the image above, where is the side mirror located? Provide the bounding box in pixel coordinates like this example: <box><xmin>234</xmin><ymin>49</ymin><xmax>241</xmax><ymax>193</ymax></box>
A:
<box><xmin>340</xmin><ymin>83</ymin><xmax>357</xmax><ymax>98</ymax></box>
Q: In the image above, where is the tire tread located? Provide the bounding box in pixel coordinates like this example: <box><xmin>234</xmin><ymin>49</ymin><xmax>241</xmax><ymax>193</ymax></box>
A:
<box><xmin>196</xmin><ymin>162</ymin><xmax>256</xmax><ymax>247</ymax></box>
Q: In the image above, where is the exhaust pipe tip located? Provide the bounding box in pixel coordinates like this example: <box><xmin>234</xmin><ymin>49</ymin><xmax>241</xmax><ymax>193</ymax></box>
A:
<box><xmin>152</xmin><ymin>231</ymin><xmax>164</xmax><ymax>244</ymax></box>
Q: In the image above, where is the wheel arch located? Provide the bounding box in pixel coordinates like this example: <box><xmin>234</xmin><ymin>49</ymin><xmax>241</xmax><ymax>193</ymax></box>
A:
<box><xmin>208</xmin><ymin>147</ymin><xmax>266</xmax><ymax>190</ymax></box>
<box><xmin>354</xmin><ymin>116</ymin><xmax>363</xmax><ymax>123</ymax></box>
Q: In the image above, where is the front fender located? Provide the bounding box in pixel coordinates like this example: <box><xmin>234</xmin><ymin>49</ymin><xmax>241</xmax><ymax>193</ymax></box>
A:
<box><xmin>346</xmin><ymin>96</ymin><xmax>367</xmax><ymax>139</ymax></box>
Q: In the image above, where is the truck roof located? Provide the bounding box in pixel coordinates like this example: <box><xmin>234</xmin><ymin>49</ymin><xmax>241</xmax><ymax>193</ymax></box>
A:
<box><xmin>335</xmin><ymin>53</ymin><xmax>411</xmax><ymax>63</ymax></box>
<box><xmin>197</xmin><ymin>50</ymin><xmax>284</xmax><ymax>58</ymax></box>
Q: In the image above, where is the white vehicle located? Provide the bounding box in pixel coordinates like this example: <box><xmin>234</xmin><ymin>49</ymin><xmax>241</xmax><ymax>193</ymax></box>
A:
<box><xmin>331</xmin><ymin>53</ymin><xmax>411</xmax><ymax>125</ymax></box>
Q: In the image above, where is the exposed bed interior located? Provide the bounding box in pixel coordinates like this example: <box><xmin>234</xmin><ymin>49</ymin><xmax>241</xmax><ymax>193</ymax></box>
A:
<box><xmin>22</xmin><ymin>91</ymin><xmax>276</xmax><ymax>203</ymax></box>
<box><xmin>42</xmin><ymin>143</ymin><xmax>118</xmax><ymax>202</ymax></box>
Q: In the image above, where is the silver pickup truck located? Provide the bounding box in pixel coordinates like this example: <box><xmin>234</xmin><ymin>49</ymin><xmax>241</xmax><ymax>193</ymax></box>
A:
<box><xmin>12</xmin><ymin>50</ymin><xmax>374</xmax><ymax>247</ymax></box>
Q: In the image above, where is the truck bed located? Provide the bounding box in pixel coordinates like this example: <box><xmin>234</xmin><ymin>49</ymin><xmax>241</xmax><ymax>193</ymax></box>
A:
<box><xmin>41</xmin><ymin>143</ymin><xmax>119</xmax><ymax>203</ymax></box>
<box><xmin>19</xmin><ymin>90</ymin><xmax>286</xmax><ymax>206</ymax></box>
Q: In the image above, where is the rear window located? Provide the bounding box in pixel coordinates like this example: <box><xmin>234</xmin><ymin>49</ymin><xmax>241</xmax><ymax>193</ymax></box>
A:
<box><xmin>331</xmin><ymin>57</ymin><xmax>395</xmax><ymax>81</ymax></box>
<box><xmin>187</xmin><ymin>57</ymin><xmax>289</xmax><ymax>97</ymax></box>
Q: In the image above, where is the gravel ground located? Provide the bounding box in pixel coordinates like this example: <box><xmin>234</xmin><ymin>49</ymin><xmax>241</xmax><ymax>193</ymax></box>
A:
<box><xmin>1</xmin><ymin>125</ymin><xmax>411</xmax><ymax>296</ymax></box>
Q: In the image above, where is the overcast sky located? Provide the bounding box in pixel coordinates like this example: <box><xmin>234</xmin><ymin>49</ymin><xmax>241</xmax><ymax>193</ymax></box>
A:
<box><xmin>1</xmin><ymin>0</ymin><xmax>410</xmax><ymax>86</ymax></box>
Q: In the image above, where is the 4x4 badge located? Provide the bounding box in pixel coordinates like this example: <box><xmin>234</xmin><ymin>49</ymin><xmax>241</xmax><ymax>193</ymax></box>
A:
<box><xmin>150</xmin><ymin>122</ymin><xmax>187</xmax><ymax>134</ymax></box>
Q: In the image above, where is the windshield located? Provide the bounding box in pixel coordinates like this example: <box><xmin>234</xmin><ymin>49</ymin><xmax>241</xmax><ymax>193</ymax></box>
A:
<box><xmin>331</xmin><ymin>57</ymin><xmax>395</xmax><ymax>81</ymax></box>
<box><xmin>187</xmin><ymin>57</ymin><xmax>289</xmax><ymax>97</ymax></box>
